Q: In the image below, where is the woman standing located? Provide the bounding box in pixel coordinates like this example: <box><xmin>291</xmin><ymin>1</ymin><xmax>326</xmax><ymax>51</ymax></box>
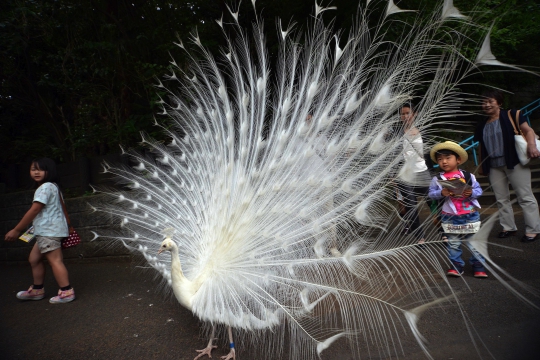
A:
<box><xmin>474</xmin><ymin>90</ymin><xmax>540</xmax><ymax>242</ymax></box>
<box><xmin>397</xmin><ymin>103</ymin><xmax>432</xmax><ymax>244</ymax></box>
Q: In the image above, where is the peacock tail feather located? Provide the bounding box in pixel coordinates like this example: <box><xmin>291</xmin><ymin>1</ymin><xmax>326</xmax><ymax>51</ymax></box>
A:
<box><xmin>91</xmin><ymin>1</ymin><xmax>537</xmax><ymax>359</ymax></box>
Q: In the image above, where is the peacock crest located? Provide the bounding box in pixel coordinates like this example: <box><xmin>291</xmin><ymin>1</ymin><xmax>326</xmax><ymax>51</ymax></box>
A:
<box><xmin>160</xmin><ymin>227</ymin><xmax>176</xmax><ymax>239</ymax></box>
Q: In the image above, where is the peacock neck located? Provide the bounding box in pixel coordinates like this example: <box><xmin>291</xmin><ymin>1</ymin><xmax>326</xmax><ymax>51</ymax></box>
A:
<box><xmin>169</xmin><ymin>246</ymin><xmax>194</xmax><ymax>310</ymax></box>
<box><xmin>169</xmin><ymin>246</ymin><xmax>184</xmax><ymax>277</ymax></box>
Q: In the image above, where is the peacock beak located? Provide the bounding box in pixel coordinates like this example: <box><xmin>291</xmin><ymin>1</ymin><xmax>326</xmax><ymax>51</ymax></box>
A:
<box><xmin>158</xmin><ymin>248</ymin><xmax>164</xmax><ymax>255</ymax></box>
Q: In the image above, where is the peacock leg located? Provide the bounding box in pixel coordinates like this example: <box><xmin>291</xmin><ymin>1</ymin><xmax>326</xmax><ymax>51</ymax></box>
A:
<box><xmin>220</xmin><ymin>327</ymin><xmax>236</xmax><ymax>360</ymax></box>
<box><xmin>194</xmin><ymin>325</ymin><xmax>217</xmax><ymax>360</ymax></box>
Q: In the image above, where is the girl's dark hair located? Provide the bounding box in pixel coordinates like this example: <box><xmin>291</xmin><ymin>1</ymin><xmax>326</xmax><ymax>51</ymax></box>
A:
<box><xmin>481</xmin><ymin>89</ymin><xmax>504</xmax><ymax>105</ymax></box>
<box><xmin>31</xmin><ymin>158</ymin><xmax>59</xmax><ymax>184</ymax></box>
<box><xmin>400</xmin><ymin>102</ymin><xmax>416</xmax><ymax>113</ymax></box>
<box><xmin>435</xmin><ymin>149</ymin><xmax>460</xmax><ymax>159</ymax></box>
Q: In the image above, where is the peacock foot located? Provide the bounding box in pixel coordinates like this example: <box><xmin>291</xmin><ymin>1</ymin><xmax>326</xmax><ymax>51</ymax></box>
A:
<box><xmin>220</xmin><ymin>348</ymin><xmax>236</xmax><ymax>360</ymax></box>
<box><xmin>194</xmin><ymin>344</ymin><xmax>217</xmax><ymax>360</ymax></box>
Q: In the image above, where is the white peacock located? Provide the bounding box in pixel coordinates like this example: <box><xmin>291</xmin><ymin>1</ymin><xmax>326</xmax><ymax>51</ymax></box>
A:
<box><xmin>91</xmin><ymin>1</ymin><xmax>536</xmax><ymax>359</ymax></box>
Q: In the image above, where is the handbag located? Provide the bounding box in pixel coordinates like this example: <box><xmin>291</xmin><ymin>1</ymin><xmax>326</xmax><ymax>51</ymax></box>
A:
<box><xmin>53</xmin><ymin>183</ymin><xmax>81</xmax><ymax>249</ymax></box>
<box><xmin>508</xmin><ymin>110</ymin><xmax>540</xmax><ymax>166</ymax></box>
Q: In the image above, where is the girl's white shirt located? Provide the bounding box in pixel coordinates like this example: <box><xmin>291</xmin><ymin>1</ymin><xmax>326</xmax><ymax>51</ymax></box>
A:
<box><xmin>402</xmin><ymin>130</ymin><xmax>428</xmax><ymax>174</ymax></box>
<box><xmin>32</xmin><ymin>182</ymin><xmax>69</xmax><ymax>237</ymax></box>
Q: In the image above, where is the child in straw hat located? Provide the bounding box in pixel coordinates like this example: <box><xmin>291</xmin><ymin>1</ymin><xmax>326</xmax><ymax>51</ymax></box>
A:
<box><xmin>428</xmin><ymin>141</ymin><xmax>487</xmax><ymax>278</ymax></box>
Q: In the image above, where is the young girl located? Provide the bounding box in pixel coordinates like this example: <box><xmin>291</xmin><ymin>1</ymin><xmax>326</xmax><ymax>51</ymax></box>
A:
<box><xmin>4</xmin><ymin>158</ymin><xmax>75</xmax><ymax>303</ymax></box>
<box><xmin>428</xmin><ymin>142</ymin><xmax>486</xmax><ymax>278</ymax></box>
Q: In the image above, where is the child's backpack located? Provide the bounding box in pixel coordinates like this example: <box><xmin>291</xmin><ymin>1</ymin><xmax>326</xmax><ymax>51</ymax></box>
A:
<box><xmin>429</xmin><ymin>170</ymin><xmax>472</xmax><ymax>227</ymax></box>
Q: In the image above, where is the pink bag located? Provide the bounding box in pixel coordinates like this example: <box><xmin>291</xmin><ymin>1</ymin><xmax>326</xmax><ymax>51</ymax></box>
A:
<box><xmin>62</xmin><ymin>228</ymin><xmax>81</xmax><ymax>249</ymax></box>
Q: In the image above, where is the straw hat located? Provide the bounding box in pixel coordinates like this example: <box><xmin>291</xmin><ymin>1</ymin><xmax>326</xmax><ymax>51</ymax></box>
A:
<box><xmin>430</xmin><ymin>141</ymin><xmax>468</xmax><ymax>163</ymax></box>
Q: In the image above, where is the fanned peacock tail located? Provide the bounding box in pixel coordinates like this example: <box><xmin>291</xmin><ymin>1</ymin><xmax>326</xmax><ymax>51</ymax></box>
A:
<box><xmin>91</xmin><ymin>1</ymin><xmax>535</xmax><ymax>359</ymax></box>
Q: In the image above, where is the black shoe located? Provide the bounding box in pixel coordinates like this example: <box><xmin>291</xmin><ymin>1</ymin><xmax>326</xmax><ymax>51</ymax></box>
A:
<box><xmin>498</xmin><ymin>230</ymin><xmax>517</xmax><ymax>238</ymax></box>
<box><xmin>521</xmin><ymin>234</ymin><xmax>539</xmax><ymax>243</ymax></box>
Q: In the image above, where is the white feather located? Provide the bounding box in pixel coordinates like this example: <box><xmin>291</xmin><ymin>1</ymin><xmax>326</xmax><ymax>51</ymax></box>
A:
<box><xmin>374</xmin><ymin>84</ymin><xmax>392</xmax><ymax>107</ymax></box>
<box><xmin>475</xmin><ymin>25</ymin><xmax>534</xmax><ymax>74</ymax></box>
<box><xmin>317</xmin><ymin>333</ymin><xmax>347</xmax><ymax>356</ymax></box>
<box><xmin>442</xmin><ymin>0</ymin><xmax>468</xmax><ymax>19</ymax></box>
<box><xmin>134</xmin><ymin>162</ymin><xmax>145</xmax><ymax>171</ymax></box>
<box><xmin>386</xmin><ymin>0</ymin><xmax>414</xmax><ymax>16</ymax></box>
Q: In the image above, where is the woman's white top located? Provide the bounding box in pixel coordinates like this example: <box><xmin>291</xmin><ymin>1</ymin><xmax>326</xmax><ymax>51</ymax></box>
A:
<box><xmin>33</xmin><ymin>182</ymin><xmax>69</xmax><ymax>237</ymax></box>
<box><xmin>402</xmin><ymin>131</ymin><xmax>428</xmax><ymax>174</ymax></box>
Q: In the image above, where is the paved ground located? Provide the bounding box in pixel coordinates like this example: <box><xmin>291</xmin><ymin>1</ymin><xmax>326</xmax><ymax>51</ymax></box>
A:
<box><xmin>1</xmin><ymin>212</ymin><xmax>540</xmax><ymax>360</ymax></box>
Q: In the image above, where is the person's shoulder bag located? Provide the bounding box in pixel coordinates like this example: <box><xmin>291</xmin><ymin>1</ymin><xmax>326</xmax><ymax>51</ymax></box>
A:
<box><xmin>508</xmin><ymin>110</ymin><xmax>540</xmax><ymax>166</ymax></box>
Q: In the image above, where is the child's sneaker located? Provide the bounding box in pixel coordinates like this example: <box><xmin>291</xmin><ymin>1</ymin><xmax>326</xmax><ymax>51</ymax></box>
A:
<box><xmin>49</xmin><ymin>288</ymin><xmax>75</xmax><ymax>304</ymax></box>
<box><xmin>16</xmin><ymin>286</ymin><xmax>45</xmax><ymax>300</ymax></box>
<box><xmin>446</xmin><ymin>269</ymin><xmax>464</xmax><ymax>277</ymax></box>
<box><xmin>474</xmin><ymin>271</ymin><xmax>488</xmax><ymax>278</ymax></box>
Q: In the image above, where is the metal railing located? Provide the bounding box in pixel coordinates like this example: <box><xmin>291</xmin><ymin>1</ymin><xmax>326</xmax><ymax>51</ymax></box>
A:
<box><xmin>459</xmin><ymin>135</ymin><xmax>479</xmax><ymax>166</ymax></box>
<box><xmin>521</xmin><ymin>98</ymin><xmax>540</xmax><ymax>126</ymax></box>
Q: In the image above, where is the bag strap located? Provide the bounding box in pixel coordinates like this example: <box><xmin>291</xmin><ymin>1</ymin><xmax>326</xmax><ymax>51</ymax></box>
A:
<box><xmin>460</xmin><ymin>170</ymin><xmax>472</xmax><ymax>186</ymax></box>
<box><xmin>507</xmin><ymin>110</ymin><xmax>522</xmax><ymax>136</ymax></box>
<box><xmin>52</xmin><ymin>183</ymin><xmax>72</xmax><ymax>230</ymax></box>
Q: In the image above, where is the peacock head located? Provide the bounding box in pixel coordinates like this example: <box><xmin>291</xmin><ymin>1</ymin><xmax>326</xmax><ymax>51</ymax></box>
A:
<box><xmin>158</xmin><ymin>237</ymin><xmax>176</xmax><ymax>254</ymax></box>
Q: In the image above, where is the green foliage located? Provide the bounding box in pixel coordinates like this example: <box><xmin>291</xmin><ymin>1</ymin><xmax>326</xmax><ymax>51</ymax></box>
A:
<box><xmin>1</xmin><ymin>0</ymin><xmax>539</xmax><ymax>164</ymax></box>
<box><xmin>455</xmin><ymin>0</ymin><xmax>540</xmax><ymax>107</ymax></box>
<box><xmin>0</xmin><ymin>0</ymin><xmax>221</xmax><ymax>163</ymax></box>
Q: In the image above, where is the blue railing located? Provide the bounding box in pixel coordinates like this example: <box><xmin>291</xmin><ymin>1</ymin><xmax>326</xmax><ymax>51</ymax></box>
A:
<box><xmin>433</xmin><ymin>98</ymin><xmax>540</xmax><ymax>168</ymax></box>
<box><xmin>522</xmin><ymin>98</ymin><xmax>540</xmax><ymax>126</ymax></box>
<box><xmin>459</xmin><ymin>136</ymin><xmax>479</xmax><ymax>166</ymax></box>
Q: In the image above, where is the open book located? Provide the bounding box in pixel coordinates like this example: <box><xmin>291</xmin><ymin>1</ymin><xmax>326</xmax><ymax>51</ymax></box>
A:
<box><xmin>437</xmin><ymin>178</ymin><xmax>470</xmax><ymax>196</ymax></box>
